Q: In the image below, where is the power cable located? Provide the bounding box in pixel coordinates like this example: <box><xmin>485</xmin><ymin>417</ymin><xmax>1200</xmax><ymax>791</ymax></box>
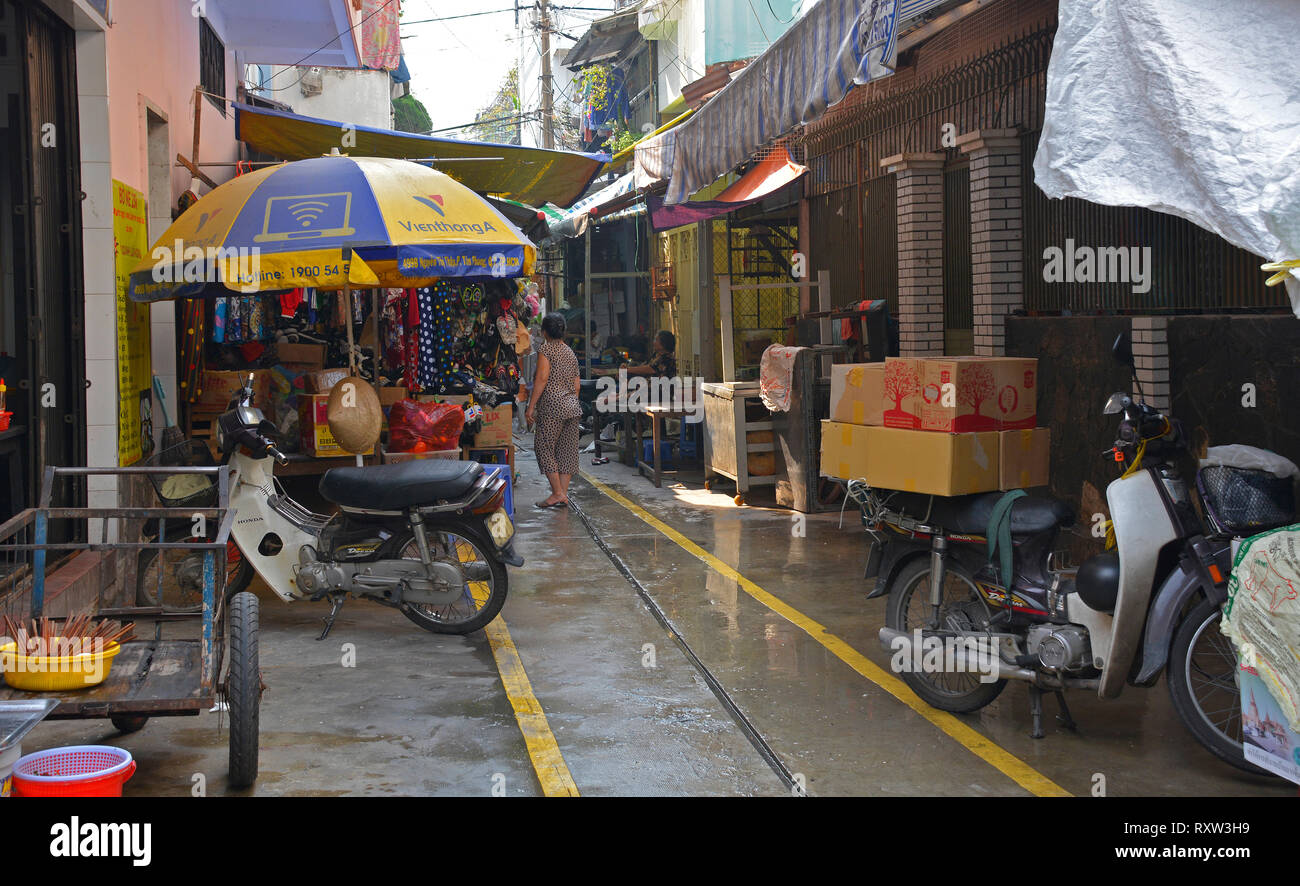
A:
<box><xmin>259</xmin><ymin>0</ymin><xmax>400</xmax><ymax>88</ymax></box>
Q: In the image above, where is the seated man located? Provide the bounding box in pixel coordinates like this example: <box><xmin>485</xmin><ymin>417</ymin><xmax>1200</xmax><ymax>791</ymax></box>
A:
<box><xmin>592</xmin><ymin>331</ymin><xmax>677</xmax><ymax>443</ymax></box>
<box><xmin>596</xmin><ymin>330</ymin><xmax>676</xmax><ymax>379</ymax></box>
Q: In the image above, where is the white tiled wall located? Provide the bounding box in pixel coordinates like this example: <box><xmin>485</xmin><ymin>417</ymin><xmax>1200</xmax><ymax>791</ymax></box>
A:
<box><xmin>76</xmin><ymin>28</ymin><xmax>117</xmax><ymax>523</ymax></box>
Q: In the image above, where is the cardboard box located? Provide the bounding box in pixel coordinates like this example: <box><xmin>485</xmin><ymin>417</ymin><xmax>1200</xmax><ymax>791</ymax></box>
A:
<box><xmin>819</xmin><ymin>420</ymin><xmax>875</xmax><ymax>481</ymax></box>
<box><xmin>302</xmin><ymin>367</ymin><xmax>350</xmax><ymax>395</ymax></box>
<box><xmin>299</xmin><ymin>393</ymin><xmax>373</xmax><ymax>456</ymax></box>
<box><xmin>474</xmin><ymin>403</ymin><xmax>513</xmax><ymax>448</ymax></box>
<box><xmin>830</xmin><ymin>363</ymin><xmax>885</xmax><ymax>426</ymax></box>
<box><xmin>999</xmin><ymin>428</ymin><xmax>1051</xmax><ymax>490</ymax></box>
<box><xmin>380</xmin><ymin>386</ymin><xmax>409</xmax><ymax>407</ymax></box>
<box><xmin>193</xmin><ymin>370</ymin><xmax>271</xmax><ymax>414</ymax></box>
<box><xmin>881</xmin><ymin>358</ymin><xmax>925</xmax><ymax>429</ymax></box>
<box><xmin>920</xmin><ymin>357</ymin><xmax>1038</xmax><ymax>432</ymax></box>
<box><xmin>277</xmin><ymin>342</ymin><xmax>325</xmax><ymax>369</ymax></box>
<box><xmin>417</xmin><ymin>395</ymin><xmax>512</xmax><ymax>448</ymax></box>
<box><xmin>861</xmin><ymin>426</ymin><xmax>1000</xmax><ymax>496</ymax></box>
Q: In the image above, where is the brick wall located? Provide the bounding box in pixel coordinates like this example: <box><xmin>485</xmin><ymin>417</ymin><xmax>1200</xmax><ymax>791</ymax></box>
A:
<box><xmin>960</xmin><ymin>129</ymin><xmax>1024</xmax><ymax>355</ymax></box>
<box><xmin>886</xmin><ymin>153</ymin><xmax>945</xmax><ymax>355</ymax></box>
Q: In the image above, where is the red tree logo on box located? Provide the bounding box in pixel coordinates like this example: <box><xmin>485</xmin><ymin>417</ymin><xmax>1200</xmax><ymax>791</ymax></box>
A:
<box><xmin>960</xmin><ymin>364</ymin><xmax>997</xmax><ymax>429</ymax></box>
<box><xmin>883</xmin><ymin>361</ymin><xmax>919</xmax><ymax>424</ymax></box>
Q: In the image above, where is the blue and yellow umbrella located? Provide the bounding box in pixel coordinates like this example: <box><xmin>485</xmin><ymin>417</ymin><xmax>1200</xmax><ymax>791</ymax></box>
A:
<box><xmin>129</xmin><ymin>155</ymin><xmax>536</xmax><ymax>302</ymax></box>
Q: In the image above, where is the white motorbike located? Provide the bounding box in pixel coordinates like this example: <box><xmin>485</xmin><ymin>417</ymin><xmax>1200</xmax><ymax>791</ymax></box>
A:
<box><xmin>141</xmin><ymin>375</ymin><xmax>521</xmax><ymax>639</ymax></box>
<box><xmin>867</xmin><ymin>335</ymin><xmax>1289</xmax><ymax>773</ymax></box>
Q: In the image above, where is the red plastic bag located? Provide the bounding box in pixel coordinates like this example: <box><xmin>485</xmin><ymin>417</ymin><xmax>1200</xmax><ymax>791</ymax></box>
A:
<box><xmin>388</xmin><ymin>400</ymin><xmax>465</xmax><ymax>453</ymax></box>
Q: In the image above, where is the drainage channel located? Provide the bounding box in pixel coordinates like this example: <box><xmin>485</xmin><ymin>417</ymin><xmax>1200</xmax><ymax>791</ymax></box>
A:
<box><xmin>566</xmin><ymin>491</ymin><xmax>803</xmax><ymax>796</ymax></box>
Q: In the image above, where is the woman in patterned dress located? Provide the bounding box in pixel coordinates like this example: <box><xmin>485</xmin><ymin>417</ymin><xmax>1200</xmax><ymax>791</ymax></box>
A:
<box><xmin>525</xmin><ymin>313</ymin><xmax>581</xmax><ymax>508</ymax></box>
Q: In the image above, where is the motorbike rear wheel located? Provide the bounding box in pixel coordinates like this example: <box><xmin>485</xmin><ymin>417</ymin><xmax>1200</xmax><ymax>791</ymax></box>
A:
<box><xmin>1167</xmin><ymin>597</ymin><xmax>1273</xmax><ymax>777</ymax></box>
<box><xmin>884</xmin><ymin>558</ymin><xmax>1007</xmax><ymax>713</ymax></box>
<box><xmin>394</xmin><ymin>523</ymin><xmax>509</xmax><ymax>635</ymax></box>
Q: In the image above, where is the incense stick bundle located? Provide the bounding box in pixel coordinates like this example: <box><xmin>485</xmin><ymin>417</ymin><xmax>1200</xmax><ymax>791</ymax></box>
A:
<box><xmin>1</xmin><ymin>609</ymin><xmax>134</xmax><ymax>657</ymax></box>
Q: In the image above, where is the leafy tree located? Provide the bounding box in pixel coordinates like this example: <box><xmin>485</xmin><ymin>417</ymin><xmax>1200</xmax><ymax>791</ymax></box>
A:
<box><xmin>470</xmin><ymin>66</ymin><xmax>521</xmax><ymax>145</ymax></box>
<box><xmin>392</xmin><ymin>94</ymin><xmax>432</xmax><ymax>134</ymax></box>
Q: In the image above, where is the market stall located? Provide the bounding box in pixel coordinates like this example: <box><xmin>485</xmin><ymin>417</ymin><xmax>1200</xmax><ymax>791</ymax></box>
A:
<box><xmin>129</xmin><ymin>155</ymin><xmax>542</xmax><ymax>476</ymax></box>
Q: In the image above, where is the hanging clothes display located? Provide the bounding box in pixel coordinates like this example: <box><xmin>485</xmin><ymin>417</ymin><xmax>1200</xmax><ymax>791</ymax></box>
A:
<box><xmin>416</xmin><ymin>283</ymin><xmax>458</xmax><ymax>393</ymax></box>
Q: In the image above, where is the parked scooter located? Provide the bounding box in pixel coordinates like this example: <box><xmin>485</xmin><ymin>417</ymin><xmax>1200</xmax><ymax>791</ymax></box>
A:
<box><xmin>861</xmin><ymin>335</ymin><xmax>1287</xmax><ymax>774</ymax></box>
<box><xmin>146</xmin><ymin>374</ymin><xmax>522</xmax><ymax>639</ymax></box>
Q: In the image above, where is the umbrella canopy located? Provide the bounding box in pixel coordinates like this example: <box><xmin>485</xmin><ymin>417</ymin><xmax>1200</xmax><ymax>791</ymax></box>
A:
<box><xmin>129</xmin><ymin>155</ymin><xmax>537</xmax><ymax>302</ymax></box>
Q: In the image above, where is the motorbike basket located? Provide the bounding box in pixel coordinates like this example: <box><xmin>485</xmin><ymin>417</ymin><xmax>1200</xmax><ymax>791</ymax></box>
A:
<box><xmin>144</xmin><ymin>439</ymin><xmax>219</xmax><ymax>509</ymax></box>
<box><xmin>1195</xmin><ymin>464</ymin><xmax>1295</xmax><ymax>535</ymax></box>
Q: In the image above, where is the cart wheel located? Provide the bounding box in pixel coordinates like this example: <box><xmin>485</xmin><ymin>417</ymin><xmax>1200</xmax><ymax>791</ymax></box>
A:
<box><xmin>226</xmin><ymin>591</ymin><xmax>261</xmax><ymax>789</ymax></box>
<box><xmin>734</xmin><ymin>494</ymin><xmax>745</xmax><ymax>506</ymax></box>
<box><xmin>110</xmin><ymin>715</ymin><xmax>148</xmax><ymax>734</ymax></box>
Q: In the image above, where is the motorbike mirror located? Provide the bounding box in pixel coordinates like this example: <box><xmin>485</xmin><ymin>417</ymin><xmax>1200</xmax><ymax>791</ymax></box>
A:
<box><xmin>1103</xmin><ymin>392</ymin><xmax>1129</xmax><ymax>415</ymax></box>
<box><xmin>1111</xmin><ymin>333</ymin><xmax>1135</xmax><ymax>370</ymax></box>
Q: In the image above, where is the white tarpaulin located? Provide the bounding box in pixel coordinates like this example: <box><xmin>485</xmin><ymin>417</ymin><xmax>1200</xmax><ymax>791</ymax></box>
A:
<box><xmin>1033</xmin><ymin>0</ymin><xmax>1300</xmax><ymax>316</ymax></box>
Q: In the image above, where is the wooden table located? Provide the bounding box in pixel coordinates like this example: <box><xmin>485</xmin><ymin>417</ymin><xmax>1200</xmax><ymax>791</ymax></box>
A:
<box><xmin>635</xmin><ymin>405</ymin><xmax>701</xmax><ymax>488</ymax></box>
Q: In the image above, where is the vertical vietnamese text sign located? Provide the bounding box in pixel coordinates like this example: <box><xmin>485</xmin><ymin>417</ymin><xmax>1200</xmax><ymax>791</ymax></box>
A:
<box><xmin>113</xmin><ymin>179</ymin><xmax>152</xmax><ymax>465</ymax></box>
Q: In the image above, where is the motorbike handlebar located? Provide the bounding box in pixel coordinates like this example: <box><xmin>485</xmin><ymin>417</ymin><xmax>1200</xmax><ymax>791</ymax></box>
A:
<box><xmin>264</xmin><ymin>442</ymin><xmax>289</xmax><ymax>465</ymax></box>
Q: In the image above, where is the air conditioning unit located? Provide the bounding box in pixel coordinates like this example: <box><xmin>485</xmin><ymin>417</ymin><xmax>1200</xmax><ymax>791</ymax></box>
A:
<box><xmin>300</xmin><ymin>67</ymin><xmax>323</xmax><ymax>98</ymax></box>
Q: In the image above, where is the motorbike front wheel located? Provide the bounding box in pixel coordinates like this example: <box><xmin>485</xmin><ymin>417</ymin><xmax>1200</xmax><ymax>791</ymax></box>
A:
<box><xmin>884</xmin><ymin>558</ymin><xmax>1007</xmax><ymax>713</ymax></box>
<box><xmin>137</xmin><ymin>530</ymin><xmax>253</xmax><ymax>611</ymax></box>
<box><xmin>394</xmin><ymin>522</ymin><xmax>509</xmax><ymax>635</ymax></box>
<box><xmin>1167</xmin><ymin>597</ymin><xmax>1273</xmax><ymax>777</ymax></box>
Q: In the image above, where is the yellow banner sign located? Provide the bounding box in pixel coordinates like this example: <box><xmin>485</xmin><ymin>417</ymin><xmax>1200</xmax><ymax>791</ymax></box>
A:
<box><xmin>114</xmin><ymin>179</ymin><xmax>152</xmax><ymax>465</ymax></box>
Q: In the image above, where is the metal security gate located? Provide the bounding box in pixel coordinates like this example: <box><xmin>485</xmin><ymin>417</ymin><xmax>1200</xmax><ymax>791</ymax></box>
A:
<box><xmin>1020</xmin><ymin>130</ymin><xmax>1282</xmax><ymax>313</ymax></box>
<box><xmin>1</xmin><ymin>0</ymin><xmax>86</xmax><ymax>526</ymax></box>
<box><xmin>809</xmin><ymin>188</ymin><xmax>859</xmax><ymax>310</ymax></box>
<box><xmin>861</xmin><ymin>173</ymin><xmax>897</xmax><ymax>315</ymax></box>
<box><xmin>943</xmin><ymin>164</ymin><xmax>972</xmax><ymax>354</ymax></box>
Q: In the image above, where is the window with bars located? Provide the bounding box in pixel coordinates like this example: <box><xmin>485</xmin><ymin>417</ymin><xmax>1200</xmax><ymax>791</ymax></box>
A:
<box><xmin>199</xmin><ymin>17</ymin><xmax>225</xmax><ymax>117</ymax></box>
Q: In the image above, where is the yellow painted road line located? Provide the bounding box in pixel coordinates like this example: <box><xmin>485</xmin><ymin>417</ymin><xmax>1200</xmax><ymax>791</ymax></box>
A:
<box><xmin>581</xmin><ymin>472</ymin><xmax>1072</xmax><ymax>798</ymax></box>
<box><xmin>484</xmin><ymin>616</ymin><xmax>580</xmax><ymax>797</ymax></box>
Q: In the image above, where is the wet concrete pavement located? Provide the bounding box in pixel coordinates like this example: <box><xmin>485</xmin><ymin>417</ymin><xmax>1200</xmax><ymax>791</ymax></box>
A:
<box><xmin>19</xmin><ymin>432</ymin><xmax>1293</xmax><ymax>796</ymax></box>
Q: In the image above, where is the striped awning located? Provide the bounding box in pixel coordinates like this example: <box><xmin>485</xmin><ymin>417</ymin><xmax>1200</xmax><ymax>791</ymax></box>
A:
<box><xmin>639</xmin><ymin>0</ymin><xmax>949</xmax><ymax>204</ymax></box>
<box><xmin>546</xmin><ymin>173</ymin><xmax>640</xmax><ymax>240</ymax></box>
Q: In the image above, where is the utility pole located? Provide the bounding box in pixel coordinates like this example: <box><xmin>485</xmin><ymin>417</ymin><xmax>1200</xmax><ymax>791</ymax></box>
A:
<box><xmin>538</xmin><ymin>0</ymin><xmax>555</xmax><ymax>148</ymax></box>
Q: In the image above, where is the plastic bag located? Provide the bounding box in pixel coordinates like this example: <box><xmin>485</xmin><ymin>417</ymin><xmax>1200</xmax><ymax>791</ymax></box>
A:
<box><xmin>1201</xmin><ymin>445</ymin><xmax>1300</xmax><ymax>480</ymax></box>
<box><xmin>388</xmin><ymin>399</ymin><xmax>465</xmax><ymax>453</ymax></box>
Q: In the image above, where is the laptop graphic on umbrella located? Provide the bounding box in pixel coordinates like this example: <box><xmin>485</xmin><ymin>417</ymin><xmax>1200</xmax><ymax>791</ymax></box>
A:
<box><xmin>254</xmin><ymin>192</ymin><xmax>356</xmax><ymax>242</ymax></box>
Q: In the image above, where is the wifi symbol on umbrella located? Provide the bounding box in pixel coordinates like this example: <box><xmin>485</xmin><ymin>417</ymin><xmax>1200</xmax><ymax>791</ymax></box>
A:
<box><xmin>289</xmin><ymin>200</ymin><xmax>330</xmax><ymax>228</ymax></box>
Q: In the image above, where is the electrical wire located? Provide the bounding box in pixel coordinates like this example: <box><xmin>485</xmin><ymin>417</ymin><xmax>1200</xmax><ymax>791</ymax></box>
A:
<box><xmin>259</xmin><ymin>0</ymin><xmax>401</xmax><ymax>89</ymax></box>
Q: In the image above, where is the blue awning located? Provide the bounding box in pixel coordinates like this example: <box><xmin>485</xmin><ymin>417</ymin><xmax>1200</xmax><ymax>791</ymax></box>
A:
<box><xmin>638</xmin><ymin>0</ymin><xmax>951</xmax><ymax>204</ymax></box>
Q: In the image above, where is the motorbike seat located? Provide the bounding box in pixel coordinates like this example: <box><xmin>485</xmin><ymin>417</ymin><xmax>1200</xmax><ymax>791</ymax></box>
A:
<box><xmin>319</xmin><ymin>459</ymin><xmax>484</xmax><ymax>511</ymax></box>
<box><xmin>881</xmin><ymin>490</ymin><xmax>1074</xmax><ymax>536</ymax></box>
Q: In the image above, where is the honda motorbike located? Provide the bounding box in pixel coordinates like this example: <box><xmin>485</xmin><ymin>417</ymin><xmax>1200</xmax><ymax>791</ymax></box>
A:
<box><xmin>141</xmin><ymin>374</ymin><xmax>522</xmax><ymax>639</ymax></box>
<box><xmin>862</xmin><ymin>335</ymin><xmax>1286</xmax><ymax>774</ymax></box>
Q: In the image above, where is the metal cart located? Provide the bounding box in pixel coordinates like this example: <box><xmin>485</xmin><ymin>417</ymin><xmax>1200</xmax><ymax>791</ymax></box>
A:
<box><xmin>0</xmin><ymin>464</ymin><xmax>261</xmax><ymax>789</ymax></box>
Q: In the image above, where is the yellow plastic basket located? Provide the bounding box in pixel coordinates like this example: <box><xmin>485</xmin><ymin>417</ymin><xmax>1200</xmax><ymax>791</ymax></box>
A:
<box><xmin>0</xmin><ymin>639</ymin><xmax>122</xmax><ymax>691</ymax></box>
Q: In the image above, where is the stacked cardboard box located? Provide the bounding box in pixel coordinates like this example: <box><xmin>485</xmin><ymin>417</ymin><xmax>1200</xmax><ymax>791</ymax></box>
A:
<box><xmin>820</xmin><ymin>357</ymin><xmax>1049</xmax><ymax>495</ymax></box>
<box><xmin>299</xmin><ymin>393</ymin><xmax>373</xmax><ymax>457</ymax></box>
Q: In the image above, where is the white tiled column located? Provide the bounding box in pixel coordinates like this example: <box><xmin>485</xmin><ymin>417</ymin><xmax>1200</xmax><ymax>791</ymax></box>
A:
<box><xmin>76</xmin><ymin>28</ymin><xmax>118</xmax><ymax>525</ymax></box>
<box><xmin>1131</xmin><ymin>316</ymin><xmax>1171</xmax><ymax>412</ymax></box>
